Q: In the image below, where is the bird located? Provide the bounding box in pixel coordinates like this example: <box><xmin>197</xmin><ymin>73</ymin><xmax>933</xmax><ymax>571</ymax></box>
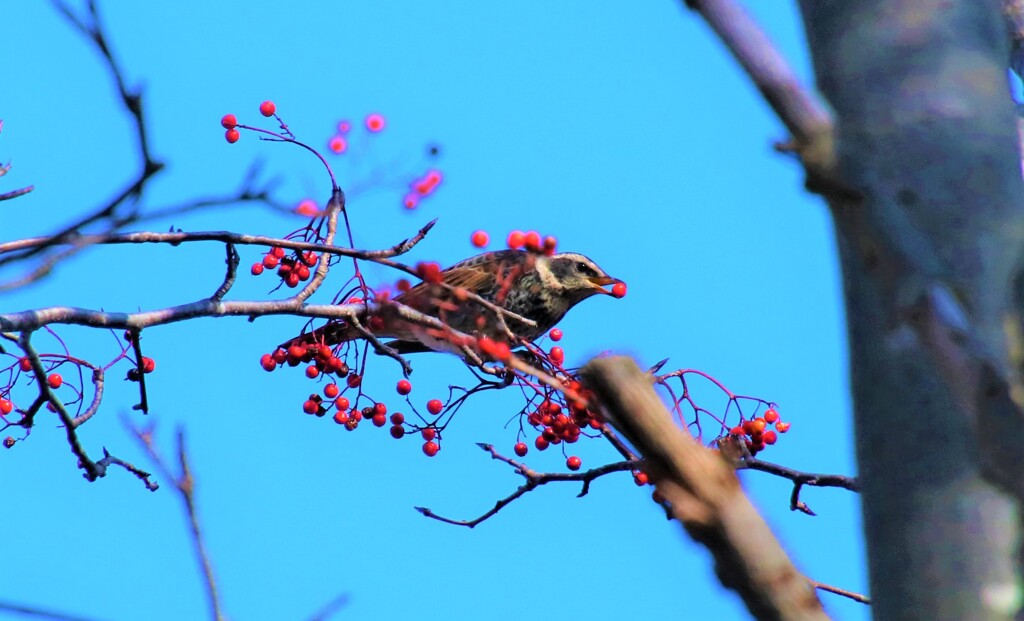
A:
<box><xmin>280</xmin><ymin>249</ymin><xmax>621</xmax><ymax>357</ymax></box>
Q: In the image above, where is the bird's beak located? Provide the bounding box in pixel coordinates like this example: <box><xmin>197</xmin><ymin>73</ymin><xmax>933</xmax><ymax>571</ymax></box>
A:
<box><xmin>588</xmin><ymin>275</ymin><xmax>620</xmax><ymax>294</ymax></box>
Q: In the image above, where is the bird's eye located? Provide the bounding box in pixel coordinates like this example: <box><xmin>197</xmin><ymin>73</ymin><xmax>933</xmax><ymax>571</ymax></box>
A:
<box><xmin>576</xmin><ymin>262</ymin><xmax>592</xmax><ymax>275</ymax></box>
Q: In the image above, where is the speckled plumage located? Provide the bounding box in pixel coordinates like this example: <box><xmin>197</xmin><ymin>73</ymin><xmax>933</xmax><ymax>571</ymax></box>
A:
<box><xmin>282</xmin><ymin>249</ymin><xmax>619</xmax><ymax>355</ymax></box>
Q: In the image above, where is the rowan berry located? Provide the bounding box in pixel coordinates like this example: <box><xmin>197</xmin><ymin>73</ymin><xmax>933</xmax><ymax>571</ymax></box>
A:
<box><xmin>220</xmin><ymin>114</ymin><xmax>237</xmax><ymax>129</ymax></box>
<box><xmin>259</xmin><ymin>100</ymin><xmax>276</xmax><ymax>116</ymax></box>
<box><xmin>396</xmin><ymin>379</ymin><xmax>412</xmax><ymax>395</ymax></box>
<box><xmin>372</xmin><ymin>412</ymin><xmax>387</xmax><ymax>427</ymax></box>
<box><xmin>334</xmin><ymin>396</ymin><xmax>350</xmax><ymax>411</ymax></box>
<box><xmin>333</xmin><ymin>410</ymin><xmax>349</xmax><ymax>425</ymax></box>
<box><xmin>514</xmin><ymin>442</ymin><xmax>528</xmax><ymax>457</ymax></box>
<box><xmin>549</xmin><ymin>328</ymin><xmax>563</xmax><ymax>341</ymax></box>
<box><xmin>421</xmin><ymin>428</ymin><xmax>436</xmax><ymax>441</ymax></box>
<box><xmin>426</xmin><ymin>399</ymin><xmax>443</xmax><ymax>415</ymax></box>
<box><xmin>471</xmin><ymin>230</ymin><xmax>489</xmax><ymax>248</ymax></box>
<box><xmin>142</xmin><ymin>357</ymin><xmax>155</xmax><ymax>373</ymax></box>
<box><xmin>365</xmin><ymin>113</ymin><xmax>385</xmax><ymax>132</ymax></box>
<box><xmin>225</xmin><ymin>128</ymin><xmax>240</xmax><ymax>143</ymax></box>
<box><xmin>763</xmin><ymin>430</ymin><xmax>778</xmax><ymax>445</ymax></box>
<box><xmin>776</xmin><ymin>422</ymin><xmax>791</xmax><ymax>433</ymax></box>
<box><xmin>251</xmin><ymin>263</ymin><xmax>264</xmax><ymax>276</ymax></box>
<box><xmin>390</xmin><ymin>412</ymin><xmax>405</xmax><ymax>425</ymax></box>
<box><xmin>764</xmin><ymin>408</ymin><xmax>779</xmax><ymax>424</ymax></box>
<box><xmin>390</xmin><ymin>425</ymin><xmax>405</xmax><ymax>439</ymax></box>
<box><xmin>18</xmin><ymin>358</ymin><xmax>31</xmax><ymax>372</ymax></box>
<box><xmin>324</xmin><ymin>384</ymin><xmax>340</xmax><ymax>398</ymax></box>
<box><xmin>566</xmin><ymin>456</ymin><xmax>582</xmax><ymax>471</ymax></box>
<box><xmin>422</xmin><ymin>441</ymin><xmax>439</xmax><ymax>457</ymax></box>
<box><xmin>0</xmin><ymin>399</ymin><xmax>12</xmax><ymax>415</ymax></box>
<box><xmin>47</xmin><ymin>373</ymin><xmax>62</xmax><ymax>389</ymax></box>
<box><xmin>549</xmin><ymin>347</ymin><xmax>565</xmax><ymax>365</ymax></box>
<box><xmin>507</xmin><ymin>230</ymin><xmax>525</xmax><ymax>249</ymax></box>
<box><xmin>260</xmin><ymin>354</ymin><xmax>276</xmax><ymax>372</ymax></box>
<box><xmin>303</xmin><ymin>399</ymin><xmax>319</xmax><ymax>415</ymax></box>
<box><xmin>611</xmin><ymin>282</ymin><xmax>627</xmax><ymax>298</ymax></box>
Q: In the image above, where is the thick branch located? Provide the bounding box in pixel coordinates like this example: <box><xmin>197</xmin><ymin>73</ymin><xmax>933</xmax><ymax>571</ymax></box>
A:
<box><xmin>581</xmin><ymin>356</ymin><xmax>828</xmax><ymax>621</ymax></box>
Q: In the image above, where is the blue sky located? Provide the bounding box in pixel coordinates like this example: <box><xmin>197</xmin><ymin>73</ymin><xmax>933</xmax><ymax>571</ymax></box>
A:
<box><xmin>2</xmin><ymin>2</ymin><xmax>864</xmax><ymax>620</ymax></box>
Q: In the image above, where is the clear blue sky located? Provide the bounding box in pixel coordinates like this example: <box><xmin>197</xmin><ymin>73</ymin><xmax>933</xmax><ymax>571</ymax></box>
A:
<box><xmin>2</xmin><ymin>2</ymin><xmax>864</xmax><ymax>620</ymax></box>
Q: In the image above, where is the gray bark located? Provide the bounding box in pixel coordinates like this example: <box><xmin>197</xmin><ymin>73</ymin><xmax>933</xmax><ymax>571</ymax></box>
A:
<box><xmin>797</xmin><ymin>1</ymin><xmax>1024</xmax><ymax>619</ymax></box>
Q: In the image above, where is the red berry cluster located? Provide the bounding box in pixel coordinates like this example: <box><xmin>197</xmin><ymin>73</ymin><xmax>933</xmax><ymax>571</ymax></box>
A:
<box><xmin>251</xmin><ymin>246</ymin><xmax>319</xmax><ymax>288</ymax></box>
<box><xmin>728</xmin><ymin>407</ymin><xmax>790</xmax><ymax>456</ymax></box>
<box><xmin>506</xmin><ymin>230</ymin><xmax>557</xmax><ymax>255</ymax></box>
<box><xmin>519</xmin><ymin>383</ymin><xmax>600</xmax><ymax>457</ymax></box>
<box><xmin>403</xmin><ymin>169</ymin><xmax>443</xmax><ymax>210</ymax></box>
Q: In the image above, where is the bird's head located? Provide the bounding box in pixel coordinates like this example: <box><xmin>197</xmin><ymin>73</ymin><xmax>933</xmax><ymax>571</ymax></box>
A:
<box><xmin>539</xmin><ymin>252</ymin><xmax>621</xmax><ymax>304</ymax></box>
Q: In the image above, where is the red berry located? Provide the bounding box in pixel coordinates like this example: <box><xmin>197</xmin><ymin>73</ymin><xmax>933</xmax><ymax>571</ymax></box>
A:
<box><xmin>334</xmin><ymin>396</ymin><xmax>350</xmax><ymax>411</ymax></box>
<box><xmin>729</xmin><ymin>425</ymin><xmax>745</xmax><ymax>436</ymax></box>
<box><xmin>328</xmin><ymin>135</ymin><xmax>347</xmax><ymax>154</ymax></box>
<box><xmin>259</xmin><ymin>100</ymin><xmax>276</xmax><ymax>117</ymax></box>
<box><xmin>422</xmin><ymin>441</ymin><xmax>439</xmax><ymax>457</ymax></box>
<box><xmin>542</xmin><ymin>236</ymin><xmax>557</xmax><ymax>255</ymax></box>
<box><xmin>225</xmin><ymin>128</ymin><xmax>240</xmax><ymax>143</ymax></box>
<box><xmin>421</xmin><ymin>428</ymin><xmax>436</xmax><ymax>441</ymax></box>
<box><xmin>285</xmin><ymin>273</ymin><xmax>300</xmax><ymax>288</ymax></box>
<box><xmin>303</xmin><ymin>400</ymin><xmax>319</xmax><ymax>415</ymax></box>
<box><xmin>262</xmin><ymin>254</ymin><xmax>279</xmax><ymax>269</ymax></box>
<box><xmin>764</xmin><ymin>408</ymin><xmax>779</xmax><ymax>424</ymax></box>
<box><xmin>611</xmin><ymin>282</ymin><xmax>627</xmax><ymax>298</ymax></box>
<box><xmin>549</xmin><ymin>328</ymin><xmax>563</xmax><ymax>341</ymax></box>
<box><xmin>270</xmin><ymin>247</ymin><xmax>286</xmax><ymax>259</ymax></box>
<box><xmin>373</xmin><ymin>402</ymin><xmax>387</xmax><ymax>417</ymax></box>
<box><xmin>250</xmin><ymin>263</ymin><xmax>264</xmax><ymax>276</ymax></box>
<box><xmin>390</xmin><ymin>412</ymin><xmax>405</xmax><ymax>425</ymax></box>
<box><xmin>47</xmin><ymin>373</ymin><xmax>62</xmax><ymax>389</ymax></box>
<box><xmin>471</xmin><ymin>230</ymin><xmax>489</xmax><ymax>248</ymax></box>
<box><xmin>390</xmin><ymin>425</ymin><xmax>405</xmax><ymax>439</ymax></box>
<box><xmin>0</xmin><ymin>399</ymin><xmax>12</xmax><ymax>415</ymax></box>
<box><xmin>272</xmin><ymin>348</ymin><xmax>288</xmax><ymax>364</ymax></box>
<box><xmin>324</xmin><ymin>384</ymin><xmax>340</xmax><ymax>398</ymax></box>
<box><xmin>523</xmin><ymin>231</ymin><xmax>541</xmax><ymax>252</ymax></box>
<box><xmin>514</xmin><ymin>442</ymin><xmax>528</xmax><ymax>457</ymax></box>
<box><xmin>220</xmin><ymin>114</ymin><xmax>238</xmax><ymax>129</ymax></box>
<box><xmin>260</xmin><ymin>354</ymin><xmax>276</xmax><ymax>372</ymax></box>
<box><xmin>305</xmin><ymin>365</ymin><xmax>320</xmax><ymax>379</ymax></box>
<box><xmin>18</xmin><ymin>358</ymin><xmax>31</xmax><ymax>372</ymax></box>
<box><xmin>566</xmin><ymin>456</ymin><xmax>582</xmax><ymax>471</ymax></box>
<box><xmin>365</xmin><ymin>113</ymin><xmax>386</xmax><ymax>132</ymax></box>
<box><xmin>346</xmin><ymin>373</ymin><xmax>361</xmax><ymax>388</ymax></box>
<box><xmin>333</xmin><ymin>410</ymin><xmax>349</xmax><ymax>425</ymax></box>
<box><xmin>426</xmin><ymin>399</ymin><xmax>443</xmax><ymax>415</ymax></box>
<box><xmin>776</xmin><ymin>421</ymin><xmax>791</xmax><ymax>433</ymax></box>
<box><xmin>372</xmin><ymin>412</ymin><xmax>387</xmax><ymax>427</ymax></box>
<box><xmin>633</xmin><ymin>471</ymin><xmax>649</xmax><ymax>486</ymax></box>
<box><xmin>549</xmin><ymin>346</ymin><xmax>565</xmax><ymax>365</ymax></box>
<box><xmin>142</xmin><ymin>357</ymin><xmax>155</xmax><ymax>373</ymax></box>
<box><xmin>534</xmin><ymin>436</ymin><xmax>549</xmax><ymax>451</ymax></box>
<box><xmin>507</xmin><ymin>230</ymin><xmax>525</xmax><ymax>249</ymax></box>
<box><xmin>763</xmin><ymin>430</ymin><xmax>778</xmax><ymax>445</ymax></box>
<box><xmin>396</xmin><ymin>379</ymin><xmax>412</xmax><ymax>395</ymax></box>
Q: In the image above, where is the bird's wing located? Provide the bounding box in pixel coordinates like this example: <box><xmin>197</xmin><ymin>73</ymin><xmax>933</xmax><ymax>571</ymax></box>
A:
<box><xmin>397</xmin><ymin>250</ymin><xmax>523</xmax><ymax>308</ymax></box>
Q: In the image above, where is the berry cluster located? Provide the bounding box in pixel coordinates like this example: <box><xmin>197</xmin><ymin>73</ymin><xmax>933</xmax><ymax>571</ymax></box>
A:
<box><xmin>250</xmin><ymin>246</ymin><xmax>320</xmax><ymax>288</ymax></box>
<box><xmin>402</xmin><ymin>169</ymin><xmax>443</xmax><ymax>210</ymax></box>
<box><xmin>728</xmin><ymin>407</ymin><xmax>790</xmax><ymax>456</ymax></box>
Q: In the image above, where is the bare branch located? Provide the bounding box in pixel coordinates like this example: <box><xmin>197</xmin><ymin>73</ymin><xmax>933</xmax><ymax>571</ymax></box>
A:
<box><xmin>415</xmin><ymin>443</ymin><xmax>640</xmax><ymax>527</ymax></box>
<box><xmin>128</xmin><ymin>425</ymin><xmax>224</xmax><ymax>621</ymax></box>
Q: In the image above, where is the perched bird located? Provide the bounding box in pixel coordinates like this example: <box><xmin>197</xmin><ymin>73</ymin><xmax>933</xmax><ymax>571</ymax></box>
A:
<box><xmin>280</xmin><ymin>249</ymin><xmax>621</xmax><ymax>356</ymax></box>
